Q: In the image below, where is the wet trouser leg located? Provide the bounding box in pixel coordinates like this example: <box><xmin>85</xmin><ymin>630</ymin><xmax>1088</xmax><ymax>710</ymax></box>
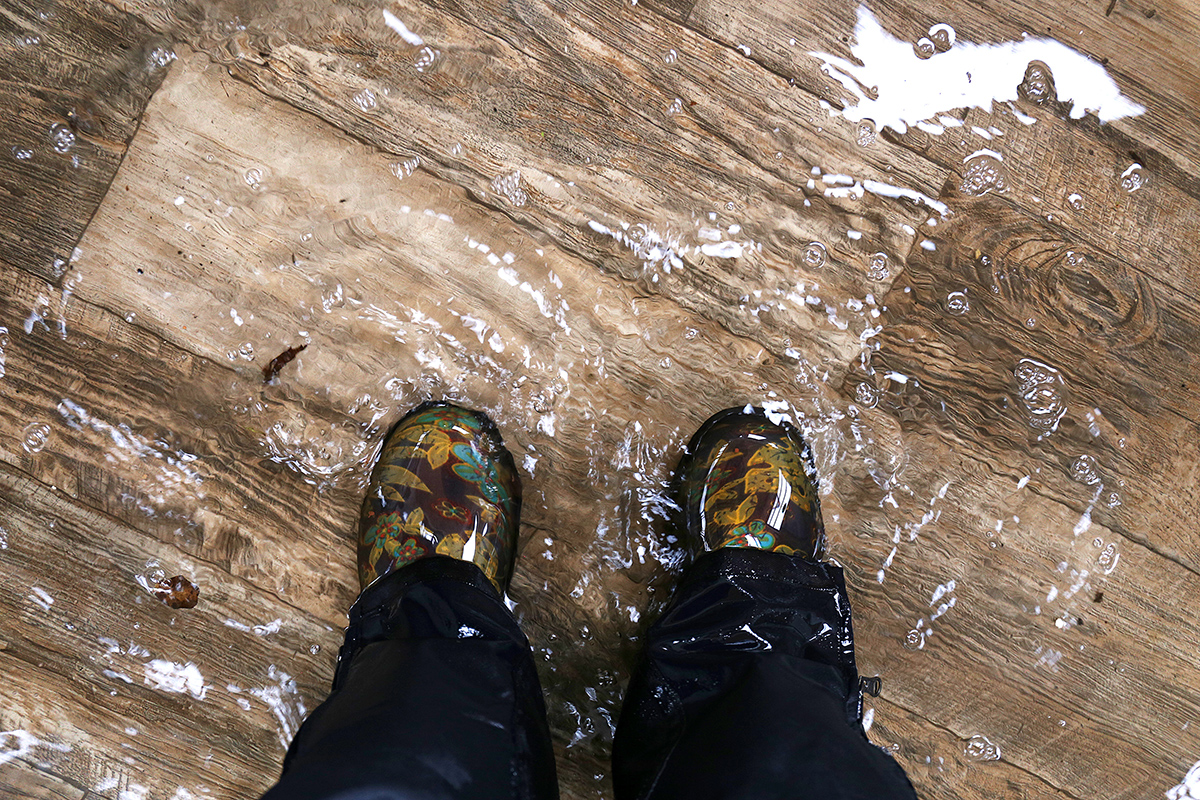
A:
<box><xmin>612</xmin><ymin>548</ymin><xmax>917</xmax><ymax>800</ymax></box>
<box><xmin>260</xmin><ymin>556</ymin><xmax>558</xmax><ymax>800</ymax></box>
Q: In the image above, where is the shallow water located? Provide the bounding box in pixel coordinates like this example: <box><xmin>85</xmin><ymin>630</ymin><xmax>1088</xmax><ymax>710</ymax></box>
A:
<box><xmin>4</xmin><ymin>0</ymin><xmax>1195</xmax><ymax>797</ymax></box>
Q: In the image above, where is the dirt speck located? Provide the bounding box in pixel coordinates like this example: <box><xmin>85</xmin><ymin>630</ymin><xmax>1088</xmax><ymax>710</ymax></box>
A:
<box><xmin>153</xmin><ymin>575</ymin><xmax>200</xmax><ymax>609</ymax></box>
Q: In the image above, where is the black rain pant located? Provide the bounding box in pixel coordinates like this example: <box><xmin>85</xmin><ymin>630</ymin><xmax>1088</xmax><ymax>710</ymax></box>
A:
<box><xmin>260</xmin><ymin>550</ymin><xmax>916</xmax><ymax>800</ymax></box>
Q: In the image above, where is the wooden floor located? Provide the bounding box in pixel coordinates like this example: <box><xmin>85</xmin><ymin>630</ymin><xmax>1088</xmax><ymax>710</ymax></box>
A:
<box><xmin>2</xmin><ymin>0</ymin><xmax>1200</xmax><ymax>797</ymax></box>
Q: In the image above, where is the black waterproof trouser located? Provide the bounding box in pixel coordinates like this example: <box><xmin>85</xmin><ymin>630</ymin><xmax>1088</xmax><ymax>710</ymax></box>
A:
<box><xmin>261</xmin><ymin>550</ymin><xmax>917</xmax><ymax>800</ymax></box>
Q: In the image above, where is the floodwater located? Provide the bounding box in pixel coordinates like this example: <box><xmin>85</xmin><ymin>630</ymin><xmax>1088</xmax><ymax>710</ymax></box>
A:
<box><xmin>3</xmin><ymin>0</ymin><xmax>1194</xmax><ymax>798</ymax></box>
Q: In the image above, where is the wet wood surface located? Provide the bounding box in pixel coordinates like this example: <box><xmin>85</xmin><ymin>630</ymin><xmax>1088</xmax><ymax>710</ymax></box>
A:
<box><xmin>2</xmin><ymin>0</ymin><xmax>1199</xmax><ymax>798</ymax></box>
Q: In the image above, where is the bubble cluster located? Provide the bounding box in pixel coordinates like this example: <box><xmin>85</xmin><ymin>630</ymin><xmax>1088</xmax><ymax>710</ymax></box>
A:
<box><xmin>147</xmin><ymin>46</ymin><xmax>176</xmax><ymax>70</ymax></box>
<box><xmin>928</xmin><ymin>23</ymin><xmax>956</xmax><ymax>51</ymax></box>
<box><xmin>352</xmin><ymin>89</ymin><xmax>377</xmax><ymax>111</ymax></box>
<box><xmin>867</xmin><ymin>252</ymin><xmax>890</xmax><ymax>280</ymax></box>
<box><xmin>1014</xmin><ymin>358</ymin><xmax>1068</xmax><ymax>436</ymax></box>
<box><xmin>1097</xmin><ymin>541</ymin><xmax>1120</xmax><ymax>574</ymax></box>
<box><xmin>414</xmin><ymin>46</ymin><xmax>439</xmax><ymax>72</ymax></box>
<box><xmin>964</xmin><ymin>734</ymin><xmax>1002</xmax><ymax>762</ymax></box>
<box><xmin>491</xmin><ymin>171</ymin><xmax>528</xmax><ymax>207</ymax></box>
<box><xmin>1018</xmin><ymin>61</ymin><xmax>1055</xmax><ymax>104</ymax></box>
<box><xmin>856</xmin><ymin>121</ymin><xmax>877</xmax><ymax>147</ymax></box>
<box><xmin>1120</xmin><ymin>163</ymin><xmax>1146</xmax><ymax>193</ymax></box>
<box><xmin>855</xmin><ymin>382</ymin><xmax>880</xmax><ymax>408</ymax></box>
<box><xmin>961</xmin><ymin>153</ymin><xmax>1008</xmax><ymax>197</ymax></box>
<box><xmin>390</xmin><ymin>157</ymin><xmax>421</xmax><ymax>179</ymax></box>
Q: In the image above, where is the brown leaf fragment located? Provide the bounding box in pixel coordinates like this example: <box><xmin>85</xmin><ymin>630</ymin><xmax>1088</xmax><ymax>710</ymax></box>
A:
<box><xmin>262</xmin><ymin>343</ymin><xmax>308</xmax><ymax>383</ymax></box>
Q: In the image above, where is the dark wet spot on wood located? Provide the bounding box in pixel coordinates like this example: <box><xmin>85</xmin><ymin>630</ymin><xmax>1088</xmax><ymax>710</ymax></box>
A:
<box><xmin>262</xmin><ymin>343</ymin><xmax>308</xmax><ymax>383</ymax></box>
<box><xmin>153</xmin><ymin>575</ymin><xmax>199</xmax><ymax>609</ymax></box>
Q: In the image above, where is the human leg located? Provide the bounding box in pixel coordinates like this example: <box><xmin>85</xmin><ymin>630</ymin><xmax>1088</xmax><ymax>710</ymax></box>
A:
<box><xmin>260</xmin><ymin>402</ymin><xmax>557</xmax><ymax>800</ymax></box>
<box><xmin>612</xmin><ymin>407</ymin><xmax>916</xmax><ymax>800</ymax></box>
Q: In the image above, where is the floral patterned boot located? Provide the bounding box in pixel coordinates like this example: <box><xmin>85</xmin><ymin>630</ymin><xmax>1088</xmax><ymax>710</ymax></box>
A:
<box><xmin>357</xmin><ymin>401</ymin><xmax>522</xmax><ymax>593</ymax></box>
<box><xmin>676</xmin><ymin>405</ymin><xmax>825</xmax><ymax>559</ymax></box>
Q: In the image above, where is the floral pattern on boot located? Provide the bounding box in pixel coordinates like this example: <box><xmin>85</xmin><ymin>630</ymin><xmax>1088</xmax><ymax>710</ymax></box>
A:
<box><xmin>358</xmin><ymin>401</ymin><xmax>521</xmax><ymax>592</ymax></box>
<box><xmin>677</xmin><ymin>406</ymin><xmax>825</xmax><ymax>558</ymax></box>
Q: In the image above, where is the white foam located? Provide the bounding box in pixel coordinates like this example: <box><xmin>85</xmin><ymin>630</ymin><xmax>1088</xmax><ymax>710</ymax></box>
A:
<box><xmin>1168</xmin><ymin>758</ymin><xmax>1200</xmax><ymax>799</ymax></box>
<box><xmin>811</xmin><ymin>6</ymin><xmax>1145</xmax><ymax>134</ymax></box>
<box><xmin>144</xmin><ymin>660</ymin><xmax>209</xmax><ymax>700</ymax></box>
<box><xmin>382</xmin><ymin>10</ymin><xmax>423</xmax><ymax>46</ymax></box>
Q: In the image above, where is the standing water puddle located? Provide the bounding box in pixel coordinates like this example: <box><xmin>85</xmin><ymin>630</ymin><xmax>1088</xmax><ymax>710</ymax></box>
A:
<box><xmin>4</xmin><ymin>0</ymin><xmax>1193</xmax><ymax>797</ymax></box>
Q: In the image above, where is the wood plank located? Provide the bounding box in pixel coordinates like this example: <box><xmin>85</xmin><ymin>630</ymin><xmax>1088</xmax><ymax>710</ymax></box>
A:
<box><xmin>0</xmin><ymin>266</ymin><xmax>360</xmax><ymax>626</ymax></box>
<box><xmin>0</xmin><ymin>461</ymin><xmax>342</xmax><ymax>799</ymax></box>
<box><xmin>853</xmin><ymin>192</ymin><xmax>1200</xmax><ymax>569</ymax></box>
<box><xmin>5</xmin><ymin>0</ymin><xmax>1200</xmax><ymax>798</ymax></box>
<box><xmin>838</xmin><ymin>432</ymin><xmax>1200</xmax><ymax>799</ymax></box>
<box><xmin>686</xmin><ymin>0</ymin><xmax>1200</xmax><ymax>178</ymax></box>
<box><xmin>867</xmin><ymin>697</ymin><xmax>1079</xmax><ymax>800</ymax></box>
<box><xmin>680</xmin><ymin>0</ymin><xmax>1200</xmax><ymax>305</ymax></box>
<box><xmin>0</xmin><ymin>0</ymin><xmax>168</xmax><ymax>283</ymax></box>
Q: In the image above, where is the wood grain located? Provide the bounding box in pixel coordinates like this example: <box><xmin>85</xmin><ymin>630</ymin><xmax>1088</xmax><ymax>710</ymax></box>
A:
<box><xmin>0</xmin><ymin>0</ymin><xmax>168</xmax><ymax>284</ymax></box>
<box><xmin>3</xmin><ymin>0</ymin><xmax>1200</xmax><ymax>798</ymax></box>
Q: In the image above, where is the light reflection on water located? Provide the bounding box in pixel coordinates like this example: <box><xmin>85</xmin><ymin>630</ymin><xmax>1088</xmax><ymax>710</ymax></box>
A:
<box><xmin>4</xmin><ymin>0</ymin><xmax>1170</xmax><ymax>795</ymax></box>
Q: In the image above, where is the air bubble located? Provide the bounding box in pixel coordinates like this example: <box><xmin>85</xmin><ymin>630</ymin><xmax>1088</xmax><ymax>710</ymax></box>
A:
<box><xmin>309</xmin><ymin>644</ymin><xmax>321</xmax><ymax>655</ymax></box>
<box><xmin>964</xmin><ymin>734</ymin><xmax>1001</xmax><ymax>761</ymax></box>
<box><xmin>353</xmin><ymin>89</ymin><xmax>377</xmax><ymax>111</ymax></box>
<box><xmin>1120</xmin><ymin>163</ymin><xmax>1146</xmax><ymax>193</ymax></box>
<box><xmin>244</xmin><ymin>168</ymin><xmax>264</xmax><ymax>189</ymax></box>
<box><xmin>238</xmin><ymin>343</ymin><xmax>255</xmax><ymax>361</ymax></box>
<box><xmin>802</xmin><ymin>241</ymin><xmax>827</xmax><ymax>268</ymax></box>
<box><xmin>961</xmin><ymin>153</ymin><xmax>1008</xmax><ymax>196</ymax></box>
<box><xmin>22</xmin><ymin>422</ymin><xmax>51</xmax><ymax>454</ymax></box>
<box><xmin>666</xmin><ymin>97</ymin><xmax>683</xmax><ymax>115</ymax></box>
<box><xmin>946</xmin><ymin>290</ymin><xmax>969</xmax><ymax>315</ymax></box>
<box><xmin>1067</xmin><ymin>192</ymin><xmax>1084</xmax><ymax>210</ymax></box>
<box><xmin>867</xmin><ymin>252</ymin><xmax>890</xmax><ymax>280</ymax></box>
<box><xmin>49</xmin><ymin>123</ymin><xmax>75</xmax><ymax>154</ymax></box>
<box><xmin>1069</xmin><ymin>454</ymin><xmax>1101</xmax><ymax>485</ymax></box>
<box><xmin>1018</xmin><ymin>61</ymin><xmax>1055</xmax><ymax>104</ymax></box>
<box><xmin>903</xmin><ymin>629</ymin><xmax>924</xmax><ymax>649</ymax></box>
<box><xmin>856</xmin><ymin>121</ymin><xmax>877</xmax><ymax>147</ymax></box>
<box><xmin>12</xmin><ymin>146</ymin><xmax>33</xmax><ymax>161</ymax></box>
<box><xmin>414</xmin><ymin>46</ymin><xmax>439</xmax><ymax>72</ymax></box>
<box><xmin>928</xmin><ymin>24</ymin><xmax>955</xmax><ymax>51</ymax></box>
<box><xmin>914</xmin><ymin>37</ymin><xmax>935</xmax><ymax>59</ymax></box>
<box><xmin>663</xmin><ymin>49</ymin><xmax>678</xmax><ymax>64</ymax></box>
